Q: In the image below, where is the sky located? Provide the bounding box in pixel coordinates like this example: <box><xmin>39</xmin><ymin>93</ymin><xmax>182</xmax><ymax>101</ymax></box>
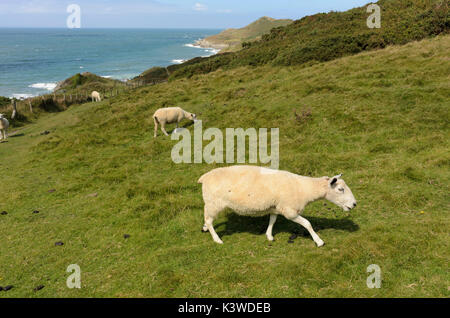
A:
<box><xmin>0</xmin><ymin>0</ymin><xmax>372</xmax><ymax>29</ymax></box>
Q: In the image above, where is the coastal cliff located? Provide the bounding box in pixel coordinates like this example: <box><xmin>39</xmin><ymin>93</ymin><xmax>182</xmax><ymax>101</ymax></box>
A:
<box><xmin>195</xmin><ymin>16</ymin><xmax>293</xmax><ymax>52</ymax></box>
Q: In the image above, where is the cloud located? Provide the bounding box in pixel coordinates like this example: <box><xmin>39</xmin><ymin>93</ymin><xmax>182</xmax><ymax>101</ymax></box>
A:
<box><xmin>193</xmin><ymin>3</ymin><xmax>207</xmax><ymax>11</ymax></box>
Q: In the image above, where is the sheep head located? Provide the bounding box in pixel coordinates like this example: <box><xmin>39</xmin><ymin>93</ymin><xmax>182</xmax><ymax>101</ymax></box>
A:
<box><xmin>189</xmin><ymin>113</ymin><xmax>197</xmax><ymax>121</ymax></box>
<box><xmin>324</xmin><ymin>174</ymin><xmax>357</xmax><ymax>211</ymax></box>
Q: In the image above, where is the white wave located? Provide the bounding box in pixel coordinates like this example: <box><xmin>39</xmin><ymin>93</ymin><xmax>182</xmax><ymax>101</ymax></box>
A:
<box><xmin>184</xmin><ymin>42</ymin><xmax>219</xmax><ymax>57</ymax></box>
<box><xmin>29</xmin><ymin>83</ymin><xmax>57</xmax><ymax>91</ymax></box>
<box><xmin>101</xmin><ymin>75</ymin><xmax>112</xmax><ymax>79</ymax></box>
<box><xmin>172</xmin><ymin>59</ymin><xmax>186</xmax><ymax>64</ymax></box>
<box><xmin>206</xmin><ymin>48</ymin><xmax>220</xmax><ymax>54</ymax></box>
<box><xmin>184</xmin><ymin>43</ymin><xmax>201</xmax><ymax>49</ymax></box>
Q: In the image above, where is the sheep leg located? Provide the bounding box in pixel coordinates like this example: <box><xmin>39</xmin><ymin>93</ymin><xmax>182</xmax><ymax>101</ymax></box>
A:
<box><xmin>153</xmin><ymin>117</ymin><xmax>158</xmax><ymax>137</ymax></box>
<box><xmin>290</xmin><ymin>215</ymin><xmax>324</xmax><ymax>247</ymax></box>
<box><xmin>265</xmin><ymin>214</ymin><xmax>277</xmax><ymax>241</ymax></box>
<box><xmin>203</xmin><ymin>205</ymin><xmax>223</xmax><ymax>244</ymax></box>
<box><xmin>161</xmin><ymin>123</ymin><xmax>169</xmax><ymax>136</ymax></box>
<box><xmin>205</xmin><ymin>215</ymin><xmax>223</xmax><ymax>244</ymax></box>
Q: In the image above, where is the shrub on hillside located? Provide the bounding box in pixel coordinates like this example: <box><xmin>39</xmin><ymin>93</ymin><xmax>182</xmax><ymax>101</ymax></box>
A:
<box><xmin>170</xmin><ymin>0</ymin><xmax>449</xmax><ymax>79</ymax></box>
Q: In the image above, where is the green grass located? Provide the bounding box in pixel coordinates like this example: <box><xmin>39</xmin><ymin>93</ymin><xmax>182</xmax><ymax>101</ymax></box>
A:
<box><xmin>0</xmin><ymin>35</ymin><xmax>449</xmax><ymax>298</ymax></box>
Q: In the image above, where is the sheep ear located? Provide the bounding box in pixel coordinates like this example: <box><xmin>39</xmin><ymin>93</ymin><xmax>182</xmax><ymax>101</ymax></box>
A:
<box><xmin>330</xmin><ymin>178</ymin><xmax>338</xmax><ymax>186</ymax></box>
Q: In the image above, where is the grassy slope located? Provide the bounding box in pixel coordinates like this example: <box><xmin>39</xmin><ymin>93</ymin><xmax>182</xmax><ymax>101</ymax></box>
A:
<box><xmin>201</xmin><ymin>16</ymin><xmax>293</xmax><ymax>52</ymax></box>
<box><xmin>0</xmin><ymin>35</ymin><xmax>449</xmax><ymax>298</ymax></box>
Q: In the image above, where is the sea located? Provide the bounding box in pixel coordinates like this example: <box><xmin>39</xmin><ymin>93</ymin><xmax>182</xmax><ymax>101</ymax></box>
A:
<box><xmin>0</xmin><ymin>28</ymin><xmax>221</xmax><ymax>99</ymax></box>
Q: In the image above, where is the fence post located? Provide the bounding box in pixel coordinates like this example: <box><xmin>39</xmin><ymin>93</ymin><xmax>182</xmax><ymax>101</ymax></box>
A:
<box><xmin>28</xmin><ymin>100</ymin><xmax>33</xmax><ymax>113</ymax></box>
<box><xmin>11</xmin><ymin>99</ymin><xmax>17</xmax><ymax>119</ymax></box>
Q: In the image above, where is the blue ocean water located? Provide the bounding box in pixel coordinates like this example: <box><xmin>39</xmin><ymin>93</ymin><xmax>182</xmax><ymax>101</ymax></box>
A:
<box><xmin>0</xmin><ymin>28</ymin><xmax>221</xmax><ymax>98</ymax></box>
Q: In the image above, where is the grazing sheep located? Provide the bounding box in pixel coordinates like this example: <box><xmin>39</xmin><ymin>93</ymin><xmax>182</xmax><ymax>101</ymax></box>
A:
<box><xmin>0</xmin><ymin>114</ymin><xmax>9</xmax><ymax>142</ymax></box>
<box><xmin>198</xmin><ymin>165</ymin><xmax>357</xmax><ymax>246</ymax></box>
<box><xmin>91</xmin><ymin>91</ymin><xmax>101</xmax><ymax>102</ymax></box>
<box><xmin>153</xmin><ymin>107</ymin><xmax>197</xmax><ymax>137</ymax></box>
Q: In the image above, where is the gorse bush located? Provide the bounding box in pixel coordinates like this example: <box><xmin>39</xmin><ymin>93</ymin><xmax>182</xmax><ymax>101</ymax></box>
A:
<box><xmin>71</xmin><ymin>73</ymin><xmax>85</xmax><ymax>88</ymax></box>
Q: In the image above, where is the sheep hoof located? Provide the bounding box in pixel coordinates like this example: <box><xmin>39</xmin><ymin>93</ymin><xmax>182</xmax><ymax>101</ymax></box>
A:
<box><xmin>201</xmin><ymin>228</ymin><xmax>208</xmax><ymax>233</ymax></box>
<box><xmin>266</xmin><ymin>235</ymin><xmax>274</xmax><ymax>241</ymax></box>
<box><xmin>214</xmin><ymin>239</ymin><xmax>224</xmax><ymax>244</ymax></box>
<box><xmin>316</xmin><ymin>240</ymin><xmax>325</xmax><ymax>247</ymax></box>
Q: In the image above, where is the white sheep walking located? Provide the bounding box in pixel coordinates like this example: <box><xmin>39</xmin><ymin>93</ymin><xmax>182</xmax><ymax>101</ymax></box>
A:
<box><xmin>91</xmin><ymin>91</ymin><xmax>102</xmax><ymax>102</ymax></box>
<box><xmin>198</xmin><ymin>165</ymin><xmax>357</xmax><ymax>247</ymax></box>
<box><xmin>153</xmin><ymin>107</ymin><xmax>197</xmax><ymax>137</ymax></box>
<box><xmin>0</xmin><ymin>114</ymin><xmax>9</xmax><ymax>142</ymax></box>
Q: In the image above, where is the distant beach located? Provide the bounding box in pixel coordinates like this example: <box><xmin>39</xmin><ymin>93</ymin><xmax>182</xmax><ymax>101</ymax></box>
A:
<box><xmin>0</xmin><ymin>28</ymin><xmax>221</xmax><ymax>98</ymax></box>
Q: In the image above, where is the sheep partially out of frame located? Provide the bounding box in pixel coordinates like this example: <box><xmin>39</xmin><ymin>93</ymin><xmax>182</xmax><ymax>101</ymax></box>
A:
<box><xmin>198</xmin><ymin>165</ymin><xmax>357</xmax><ymax>247</ymax></box>
<box><xmin>0</xmin><ymin>114</ymin><xmax>9</xmax><ymax>142</ymax></box>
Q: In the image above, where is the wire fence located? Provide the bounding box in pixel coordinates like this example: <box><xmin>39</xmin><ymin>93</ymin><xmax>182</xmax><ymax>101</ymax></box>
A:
<box><xmin>1</xmin><ymin>78</ymin><xmax>168</xmax><ymax>119</ymax></box>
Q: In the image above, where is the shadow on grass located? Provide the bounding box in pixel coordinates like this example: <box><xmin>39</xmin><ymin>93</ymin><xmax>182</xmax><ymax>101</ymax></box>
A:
<box><xmin>214</xmin><ymin>214</ymin><xmax>359</xmax><ymax>239</ymax></box>
<box><xmin>9</xmin><ymin>133</ymin><xmax>25</xmax><ymax>138</ymax></box>
<box><xmin>167</xmin><ymin>120</ymin><xmax>195</xmax><ymax>134</ymax></box>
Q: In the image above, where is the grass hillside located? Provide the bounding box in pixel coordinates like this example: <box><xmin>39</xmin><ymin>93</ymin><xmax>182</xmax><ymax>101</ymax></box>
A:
<box><xmin>196</xmin><ymin>16</ymin><xmax>293</xmax><ymax>52</ymax></box>
<box><xmin>171</xmin><ymin>0</ymin><xmax>449</xmax><ymax>79</ymax></box>
<box><xmin>0</xmin><ymin>34</ymin><xmax>448</xmax><ymax>297</ymax></box>
<box><xmin>54</xmin><ymin>72</ymin><xmax>127</xmax><ymax>95</ymax></box>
